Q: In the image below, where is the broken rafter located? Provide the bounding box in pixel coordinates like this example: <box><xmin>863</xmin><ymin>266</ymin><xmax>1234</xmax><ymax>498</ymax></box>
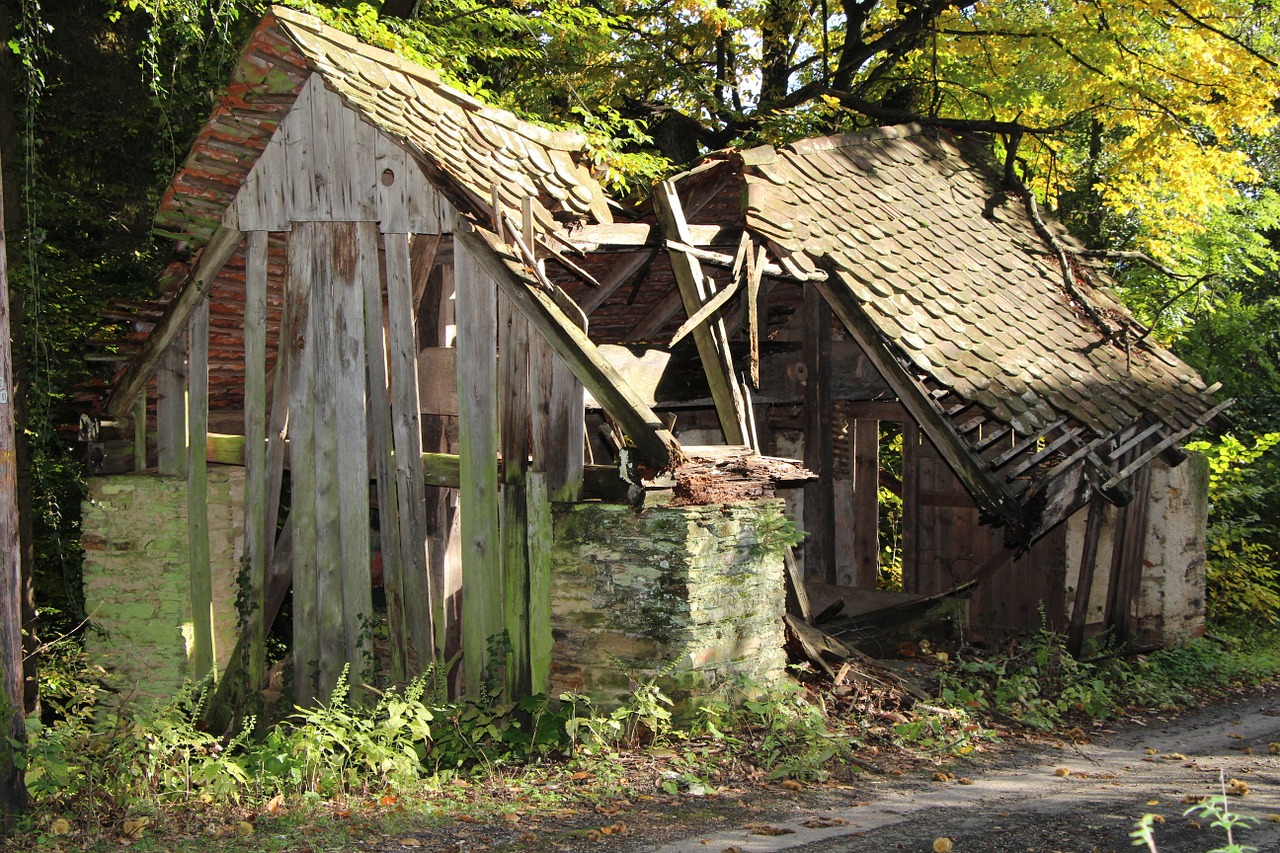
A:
<box><xmin>1101</xmin><ymin>398</ymin><xmax>1234</xmax><ymax>491</ymax></box>
<box><xmin>665</xmin><ymin>238</ymin><xmax>825</xmax><ymax>282</ymax></box>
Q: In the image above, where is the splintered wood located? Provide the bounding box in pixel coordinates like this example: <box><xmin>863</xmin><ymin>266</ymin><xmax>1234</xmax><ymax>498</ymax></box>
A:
<box><xmin>671</xmin><ymin>445</ymin><xmax>812</xmax><ymax>506</ymax></box>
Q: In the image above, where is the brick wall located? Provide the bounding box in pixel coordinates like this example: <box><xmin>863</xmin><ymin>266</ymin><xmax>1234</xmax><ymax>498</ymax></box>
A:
<box><xmin>81</xmin><ymin>468</ymin><xmax>244</xmax><ymax>701</ymax></box>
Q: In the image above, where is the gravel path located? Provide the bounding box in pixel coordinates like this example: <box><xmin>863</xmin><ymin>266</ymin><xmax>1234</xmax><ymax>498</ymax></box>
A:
<box><xmin>648</xmin><ymin>686</ymin><xmax>1280</xmax><ymax>853</ymax></box>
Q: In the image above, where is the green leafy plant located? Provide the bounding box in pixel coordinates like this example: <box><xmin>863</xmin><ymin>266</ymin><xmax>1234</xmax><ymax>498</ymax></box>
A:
<box><xmin>1132</xmin><ymin>775</ymin><xmax>1259</xmax><ymax>852</ymax></box>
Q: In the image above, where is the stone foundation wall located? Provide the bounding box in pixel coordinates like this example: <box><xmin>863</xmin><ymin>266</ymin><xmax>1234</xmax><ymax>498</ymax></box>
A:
<box><xmin>81</xmin><ymin>468</ymin><xmax>244</xmax><ymax>701</ymax></box>
<box><xmin>549</xmin><ymin>500</ymin><xmax>789</xmax><ymax>705</ymax></box>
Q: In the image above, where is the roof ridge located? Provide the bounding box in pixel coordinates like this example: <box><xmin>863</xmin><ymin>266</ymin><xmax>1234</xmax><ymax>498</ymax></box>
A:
<box><xmin>783</xmin><ymin>123</ymin><xmax>925</xmax><ymax>156</ymax></box>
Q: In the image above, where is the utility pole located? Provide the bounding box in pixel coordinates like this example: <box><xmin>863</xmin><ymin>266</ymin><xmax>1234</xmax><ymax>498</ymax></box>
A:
<box><xmin>0</xmin><ymin>141</ymin><xmax>27</xmax><ymax>831</ymax></box>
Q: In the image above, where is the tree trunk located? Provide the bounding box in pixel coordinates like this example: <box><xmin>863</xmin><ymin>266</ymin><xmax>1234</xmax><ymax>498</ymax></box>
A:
<box><xmin>379</xmin><ymin>0</ymin><xmax>418</xmax><ymax>18</ymax></box>
<box><xmin>0</xmin><ymin>135</ymin><xmax>29</xmax><ymax>835</ymax></box>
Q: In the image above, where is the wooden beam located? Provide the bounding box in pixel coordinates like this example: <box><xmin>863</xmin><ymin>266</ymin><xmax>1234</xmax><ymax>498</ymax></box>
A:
<box><xmin>653</xmin><ymin>181</ymin><xmax>748</xmax><ymax>446</ymax></box>
<box><xmin>455</xmin><ymin>226</ymin><xmax>681</xmax><ymax>471</ymax></box>
<box><xmin>814</xmin><ymin>275</ymin><xmax>1026</xmax><ymax>539</ymax></box>
<box><xmin>669</xmin><ymin>273</ymin><xmax>741</xmax><ymax>347</ymax></box>
<box><xmin>1102</xmin><ymin>400</ymin><xmax>1234</xmax><ymax>491</ymax></box>
<box><xmin>803</xmin><ymin>286</ymin><xmax>835</xmax><ymax>583</ymax></box>
<box><xmin>580</xmin><ymin>250</ymin><xmax>653</xmax><ymax>315</ymax></box>
<box><xmin>132</xmin><ymin>391</ymin><xmax>147</xmax><ymax>471</ymax></box>
<box><xmin>558</xmin><ymin>222</ymin><xmax>736</xmax><ymax>252</ymax></box>
<box><xmin>187</xmin><ymin>297</ymin><xmax>214</xmax><ymax>681</ymax></box>
<box><xmin>243</xmin><ymin>231</ymin><xmax>268</xmax><ymax>698</ymax></box>
<box><xmin>455</xmin><ymin>237</ymin><xmax>503</xmax><ymax>696</ymax></box>
<box><xmin>107</xmin><ymin>225</ymin><xmax>242</xmax><ymax>418</ymax></box>
<box><xmin>852</xmin><ymin>417</ymin><xmax>880</xmax><ymax>588</ymax></box>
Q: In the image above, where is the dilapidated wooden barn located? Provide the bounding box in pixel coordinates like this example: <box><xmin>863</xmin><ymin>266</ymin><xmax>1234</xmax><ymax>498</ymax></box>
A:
<box><xmin>81</xmin><ymin>6</ymin><xmax>1222</xmax><ymax>713</ymax></box>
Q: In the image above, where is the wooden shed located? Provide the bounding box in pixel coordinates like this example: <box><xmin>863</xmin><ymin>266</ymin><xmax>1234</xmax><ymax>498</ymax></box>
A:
<box><xmin>82</xmin><ymin>9</ymin><xmax>1221</xmax><ymax>712</ymax></box>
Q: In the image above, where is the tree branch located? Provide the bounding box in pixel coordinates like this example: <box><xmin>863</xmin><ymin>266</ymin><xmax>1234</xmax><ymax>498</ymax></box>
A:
<box><xmin>1165</xmin><ymin>0</ymin><xmax>1278</xmax><ymax>69</ymax></box>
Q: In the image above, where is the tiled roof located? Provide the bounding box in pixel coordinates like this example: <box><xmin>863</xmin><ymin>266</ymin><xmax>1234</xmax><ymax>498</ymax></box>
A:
<box><xmin>739</xmin><ymin>124</ymin><xmax>1217</xmax><ymax>442</ymax></box>
<box><xmin>154</xmin><ymin>5</ymin><xmax>611</xmax><ymax>246</ymax></box>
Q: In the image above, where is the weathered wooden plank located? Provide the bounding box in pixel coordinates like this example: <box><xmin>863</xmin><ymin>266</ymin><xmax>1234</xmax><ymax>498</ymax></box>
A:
<box><xmin>243</xmin><ymin>231</ymin><xmax>269</xmax><ymax>696</ymax></box>
<box><xmin>418</xmin><ymin>348</ymin><xmax>459</xmax><ymax>415</ymax></box>
<box><xmin>530</xmin><ymin>319</ymin><xmax>585</xmax><ymax>501</ymax></box>
<box><xmin>455</xmin><ymin>227</ymin><xmax>680</xmax><ymax>471</ymax></box>
<box><xmin>286</xmin><ymin>224</ymin><xmax>318</xmax><ymax>708</ymax></box>
<box><xmin>365</xmin><ymin>231</ymin><xmax>408</xmax><ymax>685</ymax></box>
<box><xmin>307</xmin><ymin>79</ymin><xmax>334</xmax><ymax>220</ymax></box>
<box><xmin>385</xmin><ymin>232</ymin><xmax>435</xmax><ymax>673</ymax></box>
<box><xmin>580</xmin><ymin>250</ymin><xmax>653</xmax><ymax>315</ymax></box>
<box><xmin>814</xmin><ymin>276</ymin><xmax>1026</xmax><ymax>540</ymax></box>
<box><xmin>107</xmin><ymin>226</ymin><xmax>242</xmax><ymax>418</ymax></box>
<box><xmin>499</xmin><ymin>294</ymin><xmax>531</xmax><ymax>697</ymax></box>
<box><xmin>653</xmin><ymin>182</ymin><xmax>747</xmax><ymax>445</ymax></box>
<box><xmin>803</xmin><ymin>286</ymin><xmax>835</xmax><ymax>584</ymax></box>
<box><xmin>410</xmin><ymin>234</ymin><xmax>443</xmax><ymax>312</ymax></box>
<box><xmin>187</xmin><ymin>297</ymin><xmax>214</xmax><ymax>681</ymax></box>
<box><xmin>336</xmin><ymin>223</ymin><xmax>375</xmax><ymax>687</ymax></box>
<box><xmin>309</xmin><ymin>224</ymin><xmax>345</xmax><ymax>702</ymax></box>
<box><xmin>455</xmin><ymin>239</ymin><xmax>503</xmax><ymax>696</ymax></box>
<box><xmin>285</xmin><ymin>79</ymin><xmax>317</xmax><ymax>220</ymax></box>
<box><xmin>1066</xmin><ymin>495</ymin><xmax>1106</xmax><ymax>656</ymax></box>
<box><xmin>156</xmin><ymin>343</ymin><xmax>186</xmax><ymax>476</ymax></box>
<box><xmin>263</xmin><ymin>251</ymin><xmax>293</xmax><ymax>572</ymax></box>
<box><xmin>132</xmin><ymin>391</ymin><xmax>147</xmax><ymax>471</ymax></box>
<box><xmin>526</xmin><ymin>472</ymin><xmax>553</xmax><ymax>695</ymax></box>
<box><xmin>560</xmin><ymin>222</ymin><xmax>735</xmax><ymax>252</ymax></box>
<box><xmin>852</xmin><ymin>418</ymin><xmax>880</xmax><ymax>588</ymax></box>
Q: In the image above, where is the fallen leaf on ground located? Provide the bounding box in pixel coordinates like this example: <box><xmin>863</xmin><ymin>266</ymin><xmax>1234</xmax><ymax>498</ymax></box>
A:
<box><xmin>781</xmin><ymin>779</ymin><xmax>804</xmax><ymax>791</ymax></box>
<box><xmin>933</xmin><ymin>838</ymin><xmax>954</xmax><ymax>852</ymax></box>
<box><xmin>1053</xmin><ymin>767</ymin><xmax>1071</xmax><ymax>777</ymax></box>
<box><xmin>745</xmin><ymin>823</ymin><xmax>795</xmax><ymax>836</ymax></box>
<box><xmin>48</xmin><ymin>818</ymin><xmax>71</xmax><ymax>836</ymax></box>
<box><xmin>800</xmin><ymin>816</ymin><xmax>849</xmax><ymax>828</ymax></box>
<box><xmin>122</xmin><ymin>817</ymin><xmax>150</xmax><ymax>839</ymax></box>
<box><xmin>265</xmin><ymin>794</ymin><xmax>285</xmax><ymax>813</ymax></box>
<box><xmin>397</xmin><ymin>839</ymin><xmax>422</xmax><ymax>847</ymax></box>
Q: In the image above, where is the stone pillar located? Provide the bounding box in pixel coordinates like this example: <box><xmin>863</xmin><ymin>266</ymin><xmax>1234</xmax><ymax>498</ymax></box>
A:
<box><xmin>1136</xmin><ymin>453</ymin><xmax>1209</xmax><ymax>645</ymax></box>
<box><xmin>549</xmin><ymin>499</ymin><xmax>789</xmax><ymax>706</ymax></box>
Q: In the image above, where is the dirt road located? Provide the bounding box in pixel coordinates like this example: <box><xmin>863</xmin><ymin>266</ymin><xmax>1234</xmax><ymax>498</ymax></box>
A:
<box><xmin>649</xmin><ymin>686</ymin><xmax>1280</xmax><ymax>853</ymax></box>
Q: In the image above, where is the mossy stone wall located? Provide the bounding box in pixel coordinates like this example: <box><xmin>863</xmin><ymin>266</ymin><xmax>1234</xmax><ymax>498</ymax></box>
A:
<box><xmin>81</xmin><ymin>469</ymin><xmax>244</xmax><ymax>701</ymax></box>
<box><xmin>549</xmin><ymin>500</ymin><xmax>788</xmax><ymax>705</ymax></box>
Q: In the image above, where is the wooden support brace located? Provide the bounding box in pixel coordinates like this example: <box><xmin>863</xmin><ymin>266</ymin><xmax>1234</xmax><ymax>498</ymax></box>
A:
<box><xmin>187</xmin><ymin>297</ymin><xmax>214</xmax><ymax>681</ymax></box>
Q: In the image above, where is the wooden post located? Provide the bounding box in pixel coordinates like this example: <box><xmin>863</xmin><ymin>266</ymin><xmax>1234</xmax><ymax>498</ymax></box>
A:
<box><xmin>133</xmin><ymin>390</ymin><xmax>147</xmax><ymax>471</ymax></box>
<box><xmin>366</xmin><ymin>235</ymin><xmax>408</xmax><ymax>685</ymax></box>
<box><xmin>243</xmin><ymin>231</ymin><xmax>269</xmax><ymax>697</ymax></box>
<box><xmin>336</xmin><ymin>223</ymin><xmax>375</xmax><ymax>686</ymax></box>
<box><xmin>803</xmin><ymin>286</ymin><xmax>835</xmax><ymax>583</ymax></box>
<box><xmin>385</xmin><ymin>232</ymin><xmax>435</xmax><ymax>673</ymax></box>
<box><xmin>309</xmin><ymin>224</ymin><xmax>345</xmax><ymax>701</ymax></box>
<box><xmin>1067</xmin><ymin>495</ymin><xmax>1106</xmax><ymax>657</ymax></box>
<box><xmin>455</xmin><ymin>239</ymin><xmax>502</xmax><ymax>696</ymax></box>
<box><xmin>156</xmin><ymin>343</ymin><xmax>185</xmax><ymax>476</ymax></box>
<box><xmin>0</xmin><ymin>143</ymin><xmax>27</xmax><ymax>831</ymax></box>
<box><xmin>526</xmin><ymin>472</ymin><xmax>553</xmax><ymax>694</ymax></box>
<box><xmin>286</xmin><ymin>225</ymin><xmax>318</xmax><ymax>707</ymax></box>
<box><xmin>499</xmin><ymin>293</ymin><xmax>530</xmax><ymax>697</ymax></box>
<box><xmin>852</xmin><ymin>417</ymin><xmax>880</xmax><ymax>588</ymax></box>
<box><xmin>187</xmin><ymin>296</ymin><xmax>215</xmax><ymax>681</ymax></box>
<box><xmin>530</xmin><ymin>320</ymin><xmax>584</xmax><ymax>502</ymax></box>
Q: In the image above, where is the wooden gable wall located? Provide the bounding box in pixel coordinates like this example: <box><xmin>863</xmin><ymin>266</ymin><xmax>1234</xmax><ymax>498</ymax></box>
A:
<box><xmin>229</xmin><ymin>74</ymin><xmax>455</xmax><ymax>235</ymax></box>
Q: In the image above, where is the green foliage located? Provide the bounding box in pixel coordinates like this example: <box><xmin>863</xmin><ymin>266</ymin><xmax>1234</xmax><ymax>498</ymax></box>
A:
<box><xmin>1186</xmin><ymin>433</ymin><xmax>1280</xmax><ymax>623</ymax></box>
<box><xmin>1133</xmin><ymin>780</ymin><xmax>1260</xmax><ymax>852</ymax></box>
<box><xmin>723</xmin><ymin>679</ymin><xmax>847</xmax><ymax>781</ymax></box>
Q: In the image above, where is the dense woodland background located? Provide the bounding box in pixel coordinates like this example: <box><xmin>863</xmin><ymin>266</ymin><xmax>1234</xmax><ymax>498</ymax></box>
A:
<box><xmin>3</xmin><ymin>0</ymin><xmax>1280</xmax><ymax>662</ymax></box>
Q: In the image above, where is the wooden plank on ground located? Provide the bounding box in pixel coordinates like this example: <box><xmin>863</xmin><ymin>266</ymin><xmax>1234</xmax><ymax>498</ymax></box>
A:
<box><xmin>499</xmin><ymin>293</ymin><xmax>531</xmax><ymax>697</ymax></box>
<box><xmin>243</xmin><ymin>230</ymin><xmax>269</xmax><ymax>696</ymax></box>
<box><xmin>455</xmin><ymin>227</ymin><xmax>680</xmax><ymax>471</ymax></box>
<box><xmin>286</xmin><ymin>224</ymin><xmax>318</xmax><ymax>708</ymax></box>
<box><xmin>187</xmin><ymin>297</ymin><xmax>214</xmax><ymax>681</ymax></box>
<box><xmin>455</xmin><ymin>238</ymin><xmax>503</xmax><ymax>696</ymax></box>
<box><xmin>385</xmin><ymin>232</ymin><xmax>435</xmax><ymax>673</ymax></box>
<box><xmin>526</xmin><ymin>472</ymin><xmax>553</xmax><ymax>694</ymax></box>
<box><xmin>336</xmin><ymin>223</ymin><xmax>375</xmax><ymax>687</ymax></box>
